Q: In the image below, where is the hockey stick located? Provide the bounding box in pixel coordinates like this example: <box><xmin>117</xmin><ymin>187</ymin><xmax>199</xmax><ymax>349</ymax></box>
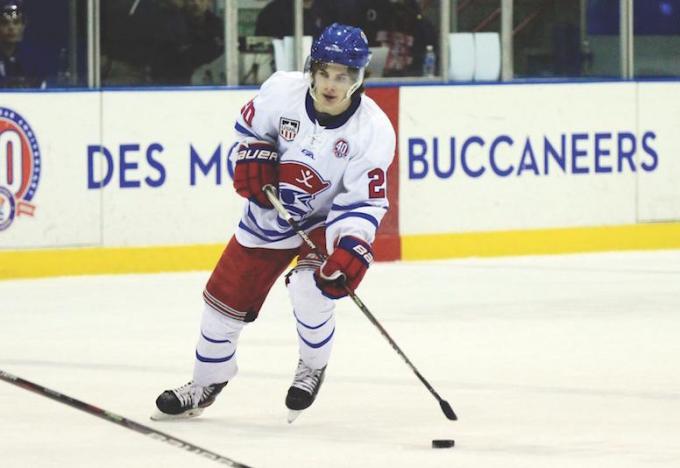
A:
<box><xmin>262</xmin><ymin>185</ymin><xmax>457</xmax><ymax>421</ymax></box>
<box><xmin>0</xmin><ymin>369</ymin><xmax>253</xmax><ymax>468</ymax></box>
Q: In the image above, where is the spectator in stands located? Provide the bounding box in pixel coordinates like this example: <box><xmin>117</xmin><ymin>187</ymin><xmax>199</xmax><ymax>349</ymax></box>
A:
<box><xmin>255</xmin><ymin>0</ymin><xmax>337</xmax><ymax>39</ymax></box>
<box><xmin>0</xmin><ymin>0</ymin><xmax>44</xmax><ymax>88</ymax></box>
<box><xmin>103</xmin><ymin>0</ymin><xmax>221</xmax><ymax>86</ymax></box>
<box><xmin>355</xmin><ymin>0</ymin><xmax>437</xmax><ymax>77</ymax></box>
<box><xmin>178</xmin><ymin>0</ymin><xmax>224</xmax><ymax>84</ymax></box>
<box><xmin>143</xmin><ymin>0</ymin><xmax>191</xmax><ymax>85</ymax></box>
<box><xmin>101</xmin><ymin>0</ymin><xmax>174</xmax><ymax>85</ymax></box>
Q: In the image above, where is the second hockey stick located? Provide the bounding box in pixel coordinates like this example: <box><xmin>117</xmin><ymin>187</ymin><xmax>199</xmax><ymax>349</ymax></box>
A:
<box><xmin>0</xmin><ymin>369</ymin><xmax>253</xmax><ymax>467</ymax></box>
<box><xmin>263</xmin><ymin>185</ymin><xmax>457</xmax><ymax>421</ymax></box>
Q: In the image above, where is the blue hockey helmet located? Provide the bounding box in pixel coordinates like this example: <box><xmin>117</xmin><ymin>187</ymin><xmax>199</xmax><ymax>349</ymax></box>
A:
<box><xmin>310</xmin><ymin>23</ymin><xmax>371</xmax><ymax>69</ymax></box>
<box><xmin>307</xmin><ymin>23</ymin><xmax>371</xmax><ymax>102</ymax></box>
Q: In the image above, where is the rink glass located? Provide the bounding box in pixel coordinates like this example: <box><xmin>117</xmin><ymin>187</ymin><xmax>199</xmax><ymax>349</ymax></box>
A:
<box><xmin>2</xmin><ymin>0</ymin><xmax>679</xmax><ymax>89</ymax></box>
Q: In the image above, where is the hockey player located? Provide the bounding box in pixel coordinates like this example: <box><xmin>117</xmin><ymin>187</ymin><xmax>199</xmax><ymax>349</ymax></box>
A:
<box><xmin>153</xmin><ymin>23</ymin><xmax>395</xmax><ymax>423</ymax></box>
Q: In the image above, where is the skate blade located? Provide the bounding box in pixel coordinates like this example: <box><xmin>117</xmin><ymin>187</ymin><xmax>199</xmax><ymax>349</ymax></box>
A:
<box><xmin>150</xmin><ymin>407</ymin><xmax>204</xmax><ymax>421</ymax></box>
<box><xmin>287</xmin><ymin>410</ymin><xmax>302</xmax><ymax>424</ymax></box>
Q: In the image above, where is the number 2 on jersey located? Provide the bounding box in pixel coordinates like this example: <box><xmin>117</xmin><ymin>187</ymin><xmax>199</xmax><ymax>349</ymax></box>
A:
<box><xmin>368</xmin><ymin>168</ymin><xmax>386</xmax><ymax>199</ymax></box>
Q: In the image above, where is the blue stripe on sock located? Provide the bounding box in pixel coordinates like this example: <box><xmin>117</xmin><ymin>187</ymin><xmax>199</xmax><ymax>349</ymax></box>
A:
<box><xmin>297</xmin><ymin>327</ymin><xmax>335</xmax><ymax>349</ymax></box>
<box><xmin>201</xmin><ymin>332</ymin><xmax>232</xmax><ymax>344</ymax></box>
<box><xmin>293</xmin><ymin>310</ymin><xmax>331</xmax><ymax>330</ymax></box>
<box><xmin>195</xmin><ymin>349</ymin><xmax>236</xmax><ymax>363</ymax></box>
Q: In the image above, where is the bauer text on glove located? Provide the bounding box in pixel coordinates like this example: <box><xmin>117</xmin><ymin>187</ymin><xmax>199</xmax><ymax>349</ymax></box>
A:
<box><xmin>233</xmin><ymin>140</ymin><xmax>279</xmax><ymax>208</ymax></box>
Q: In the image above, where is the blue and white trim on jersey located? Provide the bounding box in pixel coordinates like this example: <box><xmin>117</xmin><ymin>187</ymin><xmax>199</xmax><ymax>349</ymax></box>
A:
<box><xmin>327</xmin><ymin>211</ymin><xmax>380</xmax><ymax>229</ymax></box>
<box><xmin>239</xmin><ymin>203</ymin><xmax>326</xmax><ymax>243</ymax></box>
<box><xmin>235</xmin><ymin>122</ymin><xmax>259</xmax><ymax>139</ymax></box>
<box><xmin>325</xmin><ymin>202</ymin><xmax>387</xmax><ymax>240</ymax></box>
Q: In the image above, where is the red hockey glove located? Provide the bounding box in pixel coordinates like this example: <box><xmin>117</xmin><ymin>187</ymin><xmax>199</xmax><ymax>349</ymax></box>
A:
<box><xmin>233</xmin><ymin>140</ymin><xmax>279</xmax><ymax>208</ymax></box>
<box><xmin>314</xmin><ymin>236</ymin><xmax>374</xmax><ymax>299</ymax></box>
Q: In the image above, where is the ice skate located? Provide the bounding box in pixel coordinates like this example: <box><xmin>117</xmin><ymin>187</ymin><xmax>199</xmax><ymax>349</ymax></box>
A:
<box><xmin>151</xmin><ymin>381</ymin><xmax>227</xmax><ymax>420</ymax></box>
<box><xmin>285</xmin><ymin>359</ymin><xmax>326</xmax><ymax>423</ymax></box>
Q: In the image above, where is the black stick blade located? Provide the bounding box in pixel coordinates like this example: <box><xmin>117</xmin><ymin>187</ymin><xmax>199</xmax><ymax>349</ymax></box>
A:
<box><xmin>440</xmin><ymin>400</ymin><xmax>457</xmax><ymax>420</ymax></box>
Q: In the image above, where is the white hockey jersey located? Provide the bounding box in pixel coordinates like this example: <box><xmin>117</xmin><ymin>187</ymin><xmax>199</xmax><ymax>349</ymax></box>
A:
<box><xmin>232</xmin><ymin>71</ymin><xmax>396</xmax><ymax>254</ymax></box>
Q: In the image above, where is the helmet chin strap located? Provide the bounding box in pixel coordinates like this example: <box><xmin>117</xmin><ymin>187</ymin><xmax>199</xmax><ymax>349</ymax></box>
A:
<box><xmin>308</xmin><ymin>81</ymin><xmax>321</xmax><ymax>103</ymax></box>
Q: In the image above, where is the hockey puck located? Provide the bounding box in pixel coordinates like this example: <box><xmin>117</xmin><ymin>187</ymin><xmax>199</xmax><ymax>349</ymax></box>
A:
<box><xmin>432</xmin><ymin>439</ymin><xmax>455</xmax><ymax>448</ymax></box>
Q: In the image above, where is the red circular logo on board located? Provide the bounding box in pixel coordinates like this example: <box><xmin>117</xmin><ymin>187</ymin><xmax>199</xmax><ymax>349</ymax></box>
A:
<box><xmin>0</xmin><ymin>107</ymin><xmax>41</xmax><ymax>231</ymax></box>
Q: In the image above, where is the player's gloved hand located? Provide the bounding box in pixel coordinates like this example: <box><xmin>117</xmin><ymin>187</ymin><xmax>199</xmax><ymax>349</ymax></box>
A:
<box><xmin>233</xmin><ymin>140</ymin><xmax>279</xmax><ymax>208</ymax></box>
<box><xmin>314</xmin><ymin>236</ymin><xmax>374</xmax><ymax>299</ymax></box>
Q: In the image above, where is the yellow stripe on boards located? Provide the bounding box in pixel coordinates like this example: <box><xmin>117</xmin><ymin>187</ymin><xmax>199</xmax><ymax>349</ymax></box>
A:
<box><xmin>2</xmin><ymin>223</ymin><xmax>679</xmax><ymax>280</ymax></box>
<box><xmin>401</xmin><ymin>223</ymin><xmax>680</xmax><ymax>260</ymax></box>
<box><xmin>0</xmin><ymin>244</ymin><xmax>225</xmax><ymax>280</ymax></box>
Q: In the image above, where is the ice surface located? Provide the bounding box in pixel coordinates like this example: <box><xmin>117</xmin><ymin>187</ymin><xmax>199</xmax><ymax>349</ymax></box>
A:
<box><xmin>1</xmin><ymin>250</ymin><xmax>679</xmax><ymax>468</ymax></box>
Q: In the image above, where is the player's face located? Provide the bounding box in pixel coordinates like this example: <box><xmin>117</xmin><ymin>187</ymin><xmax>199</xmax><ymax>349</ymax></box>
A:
<box><xmin>312</xmin><ymin>63</ymin><xmax>356</xmax><ymax>115</ymax></box>
<box><xmin>0</xmin><ymin>17</ymin><xmax>25</xmax><ymax>45</ymax></box>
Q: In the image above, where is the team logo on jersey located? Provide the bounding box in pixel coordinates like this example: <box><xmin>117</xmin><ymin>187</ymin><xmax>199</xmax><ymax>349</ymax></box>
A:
<box><xmin>279</xmin><ymin>117</ymin><xmax>300</xmax><ymax>142</ymax></box>
<box><xmin>333</xmin><ymin>138</ymin><xmax>350</xmax><ymax>158</ymax></box>
<box><xmin>277</xmin><ymin>161</ymin><xmax>330</xmax><ymax>223</ymax></box>
<box><xmin>0</xmin><ymin>107</ymin><xmax>41</xmax><ymax>232</ymax></box>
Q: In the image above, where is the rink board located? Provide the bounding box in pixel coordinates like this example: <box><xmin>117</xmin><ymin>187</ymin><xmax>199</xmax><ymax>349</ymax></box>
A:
<box><xmin>0</xmin><ymin>88</ymin><xmax>249</xmax><ymax>250</ymax></box>
<box><xmin>398</xmin><ymin>81</ymin><xmax>680</xmax><ymax>258</ymax></box>
<box><xmin>1</xmin><ymin>81</ymin><xmax>680</xmax><ymax>278</ymax></box>
<box><xmin>399</xmin><ymin>82</ymin><xmax>679</xmax><ymax>232</ymax></box>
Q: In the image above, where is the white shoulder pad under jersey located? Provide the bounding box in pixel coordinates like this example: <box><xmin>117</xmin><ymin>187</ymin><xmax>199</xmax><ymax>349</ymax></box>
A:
<box><xmin>232</xmin><ymin>71</ymin><xmax>396</xmax><ymax>253</ymax></box>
